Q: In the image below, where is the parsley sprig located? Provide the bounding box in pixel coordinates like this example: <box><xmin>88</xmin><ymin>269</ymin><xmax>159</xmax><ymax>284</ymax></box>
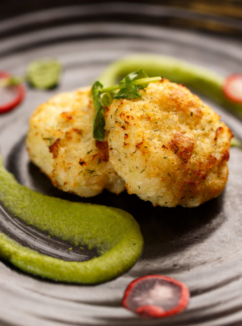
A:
<box><xmin>92</xmin><ymin>69</ymin><xmax>161</xmax><ymax>141</ymax></box>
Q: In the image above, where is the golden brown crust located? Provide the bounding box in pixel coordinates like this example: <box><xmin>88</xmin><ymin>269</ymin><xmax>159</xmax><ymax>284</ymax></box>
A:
<box><xmin>26</xmin><ymin>87</ymin><xmax>125</xmax><ymax>197</ymax></box>
<box><xmin>169</xmin><ymin>132</ymin><xmax>194</xmax><ymax>163</ymax></box>
<box><xmin>105</xmin><ymin>79</ymin><xmax>232</xmax><ymax>207</ymax></box>
<box><xmin>49</xmin><ymin>139</ymin><xmax>60</xmax><ymax>159</ymax></box>
<box><xmin>95</xmin><ymin>141</ymin><xmax>109</xmax><ymax>163</ymax></box>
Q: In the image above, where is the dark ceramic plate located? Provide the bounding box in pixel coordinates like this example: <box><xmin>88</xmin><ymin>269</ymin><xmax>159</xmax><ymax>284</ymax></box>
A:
<box><xmin>1</xmin><ymin>3</ymin><xmax>242</xmax><ymax>326</ymax></box>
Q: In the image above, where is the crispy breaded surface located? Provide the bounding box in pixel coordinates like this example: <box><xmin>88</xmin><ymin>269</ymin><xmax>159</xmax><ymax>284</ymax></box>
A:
<box><xmin>105</xmin><ymin>79</ymin><xmax>232</xmax><ymax>207</ymax></box>
<box><xmin>26</xmin><ymin>87</ymin><xmax>125</xmax><ymax>197</ymax></box>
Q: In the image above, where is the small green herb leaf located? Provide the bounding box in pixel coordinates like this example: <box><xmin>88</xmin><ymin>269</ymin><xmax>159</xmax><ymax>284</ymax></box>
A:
<box><xmin>114</xmin><ymin>82</ymin><xmax>141</xmax><ymax>99</ymax></box>
<box><xmin>101</xmin><ymin>92</ymin><xmax>113</xmax><ymax>107</ymax></box>
<box><xmin>114</xmin><ymin>69</ymin><xmax>148</xmax><ymax>99</ymax></box>
<box><xmin>126</xmin><ymin>69</ymin><xmax>148</xmax><ymax>82</ymax></box>
<box><xmin>92</xmin><ymin>81</ymin><xmax>106</xmax><ymax>141</ymax></box>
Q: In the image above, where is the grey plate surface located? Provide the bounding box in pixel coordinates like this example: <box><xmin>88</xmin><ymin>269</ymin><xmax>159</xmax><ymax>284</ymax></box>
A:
<box><xmin>0</xmin><ymin>3</ymin><xmax>242</xmax><ymax>326</ymax></box>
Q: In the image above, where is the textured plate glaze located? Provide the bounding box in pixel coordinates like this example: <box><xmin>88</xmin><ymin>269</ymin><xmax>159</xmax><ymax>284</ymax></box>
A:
<box><xmin>0</xmin><ymin>3</ymin><xmax>242</xmax><ymax>326</ymax></box>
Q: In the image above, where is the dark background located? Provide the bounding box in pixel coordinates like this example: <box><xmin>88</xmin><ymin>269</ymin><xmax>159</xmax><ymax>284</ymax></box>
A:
<box><xmin>0</xmin><ymin>0</ymin><xmax>242</xmax><ymax>37</ymax></box>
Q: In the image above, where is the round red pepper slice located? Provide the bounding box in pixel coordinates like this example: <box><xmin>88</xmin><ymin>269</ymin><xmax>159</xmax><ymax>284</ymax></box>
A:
<box><xmin>122</xmin><ymin>275</ymin><xmax>190</xmax><ymax>318</ymax></box>
<box><xmin>0</xmin><ymin>71</ymin><xmax>25</xmax><ymax>114</ymax></box>
<box><xmin>223</xmin><ymin>74</ymin><xmax>242</xmax><ymax>104</ymax></box>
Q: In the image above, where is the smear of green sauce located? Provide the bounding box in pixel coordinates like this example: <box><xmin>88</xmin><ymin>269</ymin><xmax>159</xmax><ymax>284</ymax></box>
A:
<box><xmin>27</xmin><ymin>59</ymin><xmax>62</xmax><ymax>89</ymax></box>
<box><xmin>0</xmin><ymin>156</ymin><xmax>143</xmax><ymax>283</ymax></box>
<box><xmin>98</xmin><ymin>54</ymin><xmax>242</xmax><ymax>118</ymax></box>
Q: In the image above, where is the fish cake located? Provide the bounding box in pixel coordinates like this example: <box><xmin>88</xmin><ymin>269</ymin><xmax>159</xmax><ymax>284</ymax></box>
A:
<box><xmin>26</xmin><ymin>87</ymin><xmax>125</xmax><ymax>197</ymax></box>
<box><xmin>105</xmin><ymin>79</ymin><xmax>232</xmax><ymax>207</ymax></box>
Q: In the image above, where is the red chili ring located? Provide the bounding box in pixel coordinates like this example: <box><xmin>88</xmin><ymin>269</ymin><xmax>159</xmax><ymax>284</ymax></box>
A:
<box><xmin>0</xmin><ymin>71</ymin><xmax>25</xmax><ymax>114</ymax></box>
<box><xmin>122</xmin><ymin>274</ymin><xmax>190</xmax><ymax>318</ymax></box>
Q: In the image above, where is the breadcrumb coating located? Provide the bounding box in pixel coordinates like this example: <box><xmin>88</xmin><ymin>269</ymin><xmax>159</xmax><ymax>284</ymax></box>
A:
<box><xmin>26</xmin><ymin>87</ymin><xmax>125</xmax><ymax>197</ymax></box>
<box><xmin>105</xmin><ymin>79</ymin><xmax>232</xmax><ymax>207</ymax></box>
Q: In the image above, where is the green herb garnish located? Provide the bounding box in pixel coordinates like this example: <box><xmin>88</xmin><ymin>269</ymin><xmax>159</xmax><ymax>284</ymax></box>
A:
<box><xmin>114</xmin><ymin>69</ymin><xmax>148</xmax><ymax>99</ymax></box>
<box><xmin>92</xmin><ymin>81</ymin><xmax>106</xmax><ymax>141</ymax></box>
<box><xmin>92</xmin><ymin>70</ymin><xmax>161</xmax><ymax>141</ymax></box>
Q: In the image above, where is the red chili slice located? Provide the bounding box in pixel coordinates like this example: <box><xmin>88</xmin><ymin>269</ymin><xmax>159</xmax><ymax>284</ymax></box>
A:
<box><xmin>223</xmin><ymin>74</ymin><xmax>242</xmax><ymax>104</ymax></box>
<box><xmin>0</xmin><ymin>71</ymin><xmax>25</xmax><ymax>114</ymax></box>
<box><xmin>122</xmin><ymin>275</ymin><xmax>190</xmax><ymax>318</ymax></box>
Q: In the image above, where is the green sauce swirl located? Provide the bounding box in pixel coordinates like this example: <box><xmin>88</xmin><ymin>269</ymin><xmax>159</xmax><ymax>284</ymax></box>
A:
<box><xmin>0</xmin><ymin>156</ymin><xmax>143</xmax><ymax>283</ymax></box>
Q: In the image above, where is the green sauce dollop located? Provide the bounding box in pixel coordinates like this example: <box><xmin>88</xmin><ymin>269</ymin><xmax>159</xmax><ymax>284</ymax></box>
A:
<box><xmin>0</xmin><ymin>156</ymin><xmax>143</xmax><ymax>283</ymax></box>
<box><xmin>27</xmin><ymin>59</ymin><xmax>62</xmax><ymax>89</ymax></box>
